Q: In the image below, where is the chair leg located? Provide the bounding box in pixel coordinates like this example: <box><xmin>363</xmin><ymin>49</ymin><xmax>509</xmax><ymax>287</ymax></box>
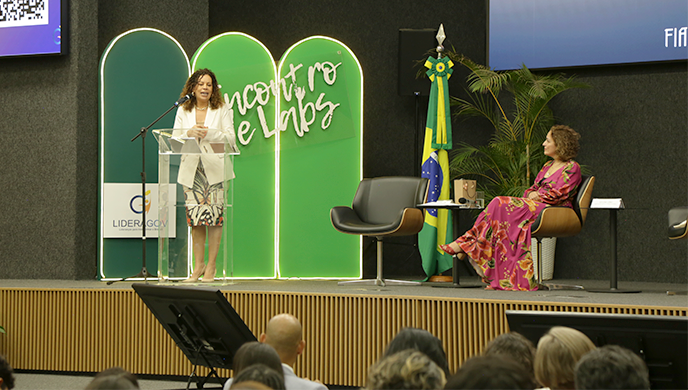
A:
<box><xmin>338</xmin><ymin>238</ymin><xmax>420</xmax><ymax>287</ymax></box>
<box><xmin>535</xmin><ymin>237</ymin><xmax>584</xmax><ymax>291</ymax></box>
<box><xmin>536</xmin><ymin>237</ymin><xmax>544</xmax><ymax>285</ymax></box>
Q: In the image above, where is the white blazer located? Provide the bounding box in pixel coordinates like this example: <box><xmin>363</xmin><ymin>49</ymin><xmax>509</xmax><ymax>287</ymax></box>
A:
<box><xmin>172</xmin><ymin>105</ymin><xmax>237</xmax><ymax>188</ymax></box>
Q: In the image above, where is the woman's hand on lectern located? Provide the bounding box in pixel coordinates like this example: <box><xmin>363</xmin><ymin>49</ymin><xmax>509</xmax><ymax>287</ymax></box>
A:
<box><xmin>188</xmin><ymin>124</ymin><xmax>208</xmax><ymax>138</ymax></box>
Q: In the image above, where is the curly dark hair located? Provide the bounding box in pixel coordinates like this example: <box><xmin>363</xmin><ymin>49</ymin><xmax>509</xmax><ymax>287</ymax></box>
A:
<box><xmin>233</xmin><ymin>364</ymin><xmax>285</xmax><ymax>390</ymax></box>
<box><xmin>232</xmin><ymin>341</ymin><xmax>283</xmax><ymax>376</ymax></box>
<box><xmin>88</xmin><ymin>367</ymin><xmax>138</xmax><ymax>389</ymax></box>
<box><xmin>383</xmin><ymin>327</ymin><xmax>449</xmax><ymax>377</ymax></box>
<box><xmin>179</xmin><ymin>68</ymin><xmax>223</xmax><ymax>112</ymax></box>
<box><xmin>550</xmin><ymin>125</ymin><xmax>581</xmax><ymax>160</ymax></box>
<box><xmin>366</xmin><ymin>349</ymin><xmax>446</xmax><ymax>390</ymax></box>
<box><xmin>483</xmin><ymin>332</ymin><xmax>536</xmax><ymax>382</ymax></box>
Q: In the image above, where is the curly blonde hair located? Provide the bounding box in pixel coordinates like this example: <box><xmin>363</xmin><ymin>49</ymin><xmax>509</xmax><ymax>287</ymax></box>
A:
<box><xmin>179</xmin><ymin>68</ymin><xmax>223</xmax><ymax>112</ymax></box>
<box><xmin>550</xmin><ymin>125</ymin><xmax>581</xmax><ymax>161</ymax></box>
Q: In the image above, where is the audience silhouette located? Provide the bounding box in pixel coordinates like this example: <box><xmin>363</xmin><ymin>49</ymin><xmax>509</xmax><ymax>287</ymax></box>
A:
<box><xmin>534</xmin><ymin>326</ymin><xmax>596</xmax><ymax>390</ymax></box>
<box><xmin>366</xmin><ymin>349</ymin><xmax>446</xmax><ymax>390</ymax></box>
<box><xmin>575</xmin><ymin>345</ymin><xmax>650</xmax><ymax>390</ymax></box>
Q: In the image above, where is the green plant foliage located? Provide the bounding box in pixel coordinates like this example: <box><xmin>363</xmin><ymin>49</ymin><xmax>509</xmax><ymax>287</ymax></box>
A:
<box><xmin>445</xmin><ymin>52</ymin><xmax>589</xmax><ymax>203</ymax></box>
<box><xmin>0</xmin><ymin>326</ymin><xmax>5</xmax><ymax>334</ymax></box>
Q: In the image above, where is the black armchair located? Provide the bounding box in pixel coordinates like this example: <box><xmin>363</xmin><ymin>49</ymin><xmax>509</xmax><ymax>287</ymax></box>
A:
<box><xmin>531</xmin><ymin>175</ymin><xmax>595</xmax><ymax>290</ymax></box>
<box><xmin>669</xmin><ymin>207</ymin><xmax>688</xmax><ymax>240</ymax></box>
<box><xmin>330</xmin><ymin>176</ymin><xmax>429</xmax><ymax>287</ymax></box>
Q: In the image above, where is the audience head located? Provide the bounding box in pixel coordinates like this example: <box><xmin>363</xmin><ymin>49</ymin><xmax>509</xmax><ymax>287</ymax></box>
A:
<box><xmin>227</xmin><ymin>380</ymin><xmax>272</xmax><ymax>390</ymax></box>
<box><xmin>0</xmin><ymin>355</ymin><xmax>15</xmax><ymax>390</ymax></box>
<box><xmin>259</xmin><ymin>314</ymin><xmax>305</xmax><ymax>367</ymax></box>
<box><xmin>384</xmin><ymin>327</ymin><xmax>450</xmax><ymax>376</ymax></box>
<box><xmin>534</xmin><ymin>326</ymin><xmax>595</xmax><ymax>390</ymax></box>
<box><xmin>444</xmin><ymin>355</ymin><xmax>535</xmax><ymax>389</ymax></box>
<box><xmin>574</xmin><ymin>345</ymin><xmax>650</xmax><ymax>390</ymax></box>
<box><xmin>86</xmin><ymin>367</ymin><xmax>139</xmax><ymax>390</ymax></box>
<box><xmin>233</xmin><ymin>341</ymin><xmax>284</xmax><ymax>377</ymax></box>
<box><xmin>366</xmin><ymin>349</ymin><xmax>446</xmax><ymax>390</ymax></box>
<box><xmin>483</xmin><ymin>332</ymin><xmax>536</xmax><ymax>380</ymax></box>
<box><xmin>549</xmin><ymin>125</ymin><xmax>580</xmax><ymax>160</ymax></box>
<box><xmin>231</xmin><ymin>364</ymin><xmax>285</xmax><ymax>390</ymax></box>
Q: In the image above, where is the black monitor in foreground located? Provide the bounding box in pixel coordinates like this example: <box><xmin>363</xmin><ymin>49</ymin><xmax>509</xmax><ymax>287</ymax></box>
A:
<box><xmin>133</xmin><ymin>284</ymin><xmax>257</xmax><ymax>371</ymax></box>
<box><xmin>506</xmin><ymin>310</ymin><xmax>688</xmax><ymax>390</ymax></box>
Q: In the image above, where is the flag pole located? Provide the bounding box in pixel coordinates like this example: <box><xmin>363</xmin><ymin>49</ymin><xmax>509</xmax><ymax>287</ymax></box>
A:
<box><xmin>418</xmin><ymin>23</ymin><xmax>455</xmax><ymax>280</ymax></box>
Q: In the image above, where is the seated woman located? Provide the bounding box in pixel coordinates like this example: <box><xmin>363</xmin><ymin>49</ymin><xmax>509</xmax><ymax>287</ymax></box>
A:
<box><xmin>440</xmin><ymin>125</ymin><xmax>582</xmax><ymax>291</ymax></box>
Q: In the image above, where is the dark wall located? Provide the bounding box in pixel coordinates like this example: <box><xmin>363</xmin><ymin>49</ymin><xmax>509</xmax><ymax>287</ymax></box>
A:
<box><xmin>0</xmin><ymin>0</ymin><xmax>98</xmax><ymax>279</ymax></box>
<box><xmin>210</xmin><ymin>0</ymin><xmax>489</xmax><ymax>176</ymax></box>
<box><xmin>97</xmin><ymin>0</ymin><xmax>209</xmax><ymax>58</ymax></box>
<box><xmin>209</xmin><ymin>0</ymin><xmax>493</xmax><ymax>280</ymax></box>
<box><xmin>210</xmin><ymin>0</ymin><xmax>687</xmax><ymax>283</ymax></box>
<box><xmin>549</xmin><ymin>63</ymin><xmax>688</xmax><ymax>282</ymax></box>
<box><xmin>0</xmin><ymin>0</ymin><xmax>684</xmax><ymax>283</ymax></box>
<box><xmin>0</xmin><ymin>0</ymin><xmax>209</xmax><ymax>279</ymax></box>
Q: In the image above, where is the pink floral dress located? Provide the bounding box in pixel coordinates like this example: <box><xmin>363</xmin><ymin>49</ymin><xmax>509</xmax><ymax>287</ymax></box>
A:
<box><xmin>456</xmin><ymin>160</ymin><xmax>582</xmax><ymax>291</ymax></box>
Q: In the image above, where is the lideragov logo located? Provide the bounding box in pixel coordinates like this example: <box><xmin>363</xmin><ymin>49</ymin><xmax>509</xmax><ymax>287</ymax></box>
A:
<box><xmin>129</xmin><ymin>190</ymin><xmax>152</xmax><ymax>214</ymax></box>
<box><xmin>103</xmin><ymin>184</ymin><xmax>176</xmax><ymax>236</ymax></box>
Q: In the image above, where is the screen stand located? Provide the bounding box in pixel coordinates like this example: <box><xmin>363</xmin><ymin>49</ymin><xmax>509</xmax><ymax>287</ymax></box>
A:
<box><xmin>133</xmin><ymin>284</ymin><xmax>257</xmax><ymax>388</ymax></box>
<box><xmin>186</xmin><ymin>344</ymin><xmax>223</xmax><ymax>390</ymax></box>
<box><xmin>172</xmin><ymin>306</ymin><xmax>226</xmax><ymax>389</ymax></box>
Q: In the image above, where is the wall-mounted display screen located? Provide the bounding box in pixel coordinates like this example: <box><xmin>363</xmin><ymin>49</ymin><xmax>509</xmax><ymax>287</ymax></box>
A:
<box><xmin>0</xmin><ymin>0</ymin><xmax>66</xmax><ymax>57</ymax></box>
<box><xmin>489</xmin><ymin>0</ymin><xmax>688</xmax><ymax>70</ymax></box>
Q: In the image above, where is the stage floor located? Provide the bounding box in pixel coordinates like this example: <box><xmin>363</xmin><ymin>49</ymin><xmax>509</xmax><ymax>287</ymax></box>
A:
<box><xmin>3</xmin><ymin>277</ymin><xmax>687</xmax><ymax>308</ymax></box>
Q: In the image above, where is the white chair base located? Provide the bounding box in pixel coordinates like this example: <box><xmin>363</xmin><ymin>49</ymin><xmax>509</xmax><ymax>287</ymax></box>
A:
<box><xmin>537</xmin><ymin>282</ymin><xmax>584</xmax><ymax>291</ymax></box>
<box><xmin>338</xmin><ymin>278</ymin><xmax>421</xmax><ymax>287</ymax></box>
<box><xmin>534</xmin><ymin>237</ymin><xmax>584</xmax><ymax>290</ymax></box>
<box><xmin>338</xmin><ymin>239</ymin><xmax>421</xmax><ymax>287</ymax></box>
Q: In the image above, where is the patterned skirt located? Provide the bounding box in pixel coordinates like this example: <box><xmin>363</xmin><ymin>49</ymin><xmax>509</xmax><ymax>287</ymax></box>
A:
<box><xmin>183</xmin><ymin>162</ymin><xmax>224</xmax><ymax>227</ymax></box>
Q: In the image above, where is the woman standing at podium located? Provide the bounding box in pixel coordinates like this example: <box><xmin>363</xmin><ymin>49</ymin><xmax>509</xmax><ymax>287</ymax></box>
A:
<box><xmin>173</xmin><ymin>68</ymin><xmax>236</xmax><ymax>283</ymax></box>
<box><xmin>440</xmin><ymin>125</ymin><xmax>582</xmax><ymax>291</ymax></box>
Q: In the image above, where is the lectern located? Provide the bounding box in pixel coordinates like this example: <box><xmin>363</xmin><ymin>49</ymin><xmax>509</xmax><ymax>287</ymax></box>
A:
<box><xmin>153</xmin><ymin>129</ymin><xmax>239</xmax><ymax>282</ymax></box>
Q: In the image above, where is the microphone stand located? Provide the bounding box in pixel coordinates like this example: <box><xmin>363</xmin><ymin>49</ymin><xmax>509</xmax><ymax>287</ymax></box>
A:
<box><xmin>107</xmin><ymin>99</ymin><xmax>186</xmax><ymax>285</ymax></box>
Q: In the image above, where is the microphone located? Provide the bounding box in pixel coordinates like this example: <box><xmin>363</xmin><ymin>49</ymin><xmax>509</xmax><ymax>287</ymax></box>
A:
<box><xmin>457</xmin><ymin>197</ymin><xmax>468</xmax><ymax>204</ymax></box>
<box><xmin>174</xmin><ymin>94</ymin><xmax>191</xmax><ymax>106</ymax></box>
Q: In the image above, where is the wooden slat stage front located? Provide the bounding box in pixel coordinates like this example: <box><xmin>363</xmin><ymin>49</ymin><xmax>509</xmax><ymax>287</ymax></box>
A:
<box><xmin>0</xmin><ymin>280</ymin><xmax>686</xmax><ymax>388</ymax></box>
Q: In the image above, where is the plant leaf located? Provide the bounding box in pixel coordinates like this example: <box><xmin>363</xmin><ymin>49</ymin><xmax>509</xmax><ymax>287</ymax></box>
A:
<box><xmin>445</xmin><ymin>53</ymin><xmax>590</xmax><ymax>203</ymax></box>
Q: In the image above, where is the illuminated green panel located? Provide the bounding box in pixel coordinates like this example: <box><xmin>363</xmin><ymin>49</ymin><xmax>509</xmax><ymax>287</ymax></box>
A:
<box><xmin>191</xmin><ymin>34</ymin><xmax>277</xmax><ymax>278</ymax></box>
<box><xmin>277</xmin><ymin>37</ymin><xmax>363</xmax><ymax>278</ymax></box>
<box><xmin>99</xmin><ymin>29</ymin><xmax>190</xmax><ymax>279</ymax></box>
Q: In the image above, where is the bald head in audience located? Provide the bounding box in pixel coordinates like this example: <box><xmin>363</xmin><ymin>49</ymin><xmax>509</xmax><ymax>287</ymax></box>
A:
<box><xmin>253</xmin><ymin>314</ymin><xmax>328</xmax><ymax>390</ymax></box>
<box><xmin>259</xmin><ymin>314</ymin><xmax>306</xmax><ymax>367</ymax></box>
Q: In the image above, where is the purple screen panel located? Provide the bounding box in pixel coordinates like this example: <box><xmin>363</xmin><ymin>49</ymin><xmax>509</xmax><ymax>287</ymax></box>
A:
<box><xmin>0</xmin><ymin>0</ymin><xmax>63</xmax><ymax>57</ymax></box>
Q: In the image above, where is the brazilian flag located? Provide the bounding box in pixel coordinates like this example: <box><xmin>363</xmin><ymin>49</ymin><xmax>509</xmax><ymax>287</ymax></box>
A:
<box><xmin>418</xmin><ymin>55</ymin><xmax>454</xmax><ymax>279</ymax></box>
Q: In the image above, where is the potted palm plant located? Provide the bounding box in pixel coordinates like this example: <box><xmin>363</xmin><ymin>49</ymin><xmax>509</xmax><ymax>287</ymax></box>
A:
<box><xmin>445</xmin><ymin>53</ymin><xmax>589</xmax><ymax>279</ymax></box>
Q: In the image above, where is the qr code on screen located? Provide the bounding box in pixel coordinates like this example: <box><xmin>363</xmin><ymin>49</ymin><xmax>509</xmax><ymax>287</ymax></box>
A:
<box><xmin>0</xmin><ymin>0</ymin><xmax>49</xmax><ymax>28</ymax></box>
